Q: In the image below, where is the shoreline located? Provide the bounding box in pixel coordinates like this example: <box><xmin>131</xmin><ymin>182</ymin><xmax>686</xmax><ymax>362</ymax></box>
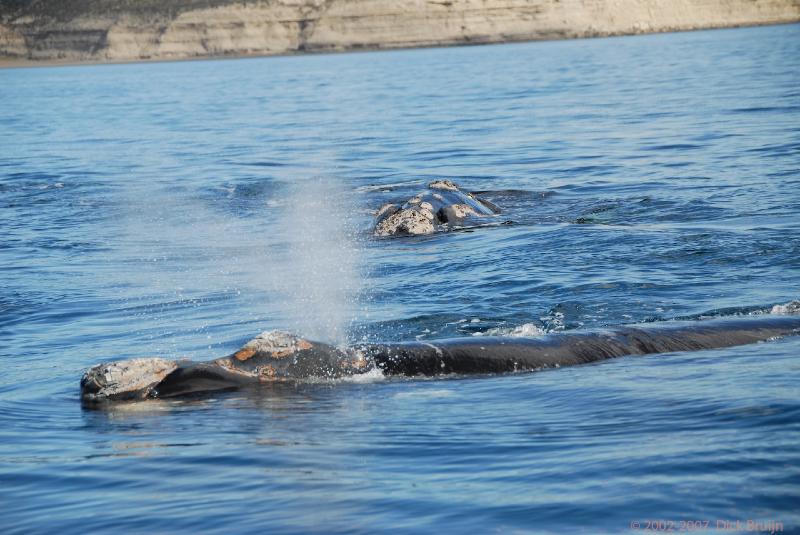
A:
<box><xmin>1</xmin><ymin>20</ymin><xmax>797</xmax><ymax>71</ymax></box>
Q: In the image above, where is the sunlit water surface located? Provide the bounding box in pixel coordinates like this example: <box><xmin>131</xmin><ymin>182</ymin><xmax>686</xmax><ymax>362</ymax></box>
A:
<box><xmin>1</xmin><ymin>24</ymin><xmax>799</xmax><ymax>534</ymax></box>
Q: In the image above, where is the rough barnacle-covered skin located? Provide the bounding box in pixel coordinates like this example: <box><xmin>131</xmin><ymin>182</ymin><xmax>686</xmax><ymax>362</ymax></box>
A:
<box><xmin>374</xmin><ymin>180</ymin><xmax>501</xmax><ymax>236</ymax></box>
<box><xmin>80</xmin><ymin>358</ymin><xmax>178</xmax><ymax>401</ymax></box>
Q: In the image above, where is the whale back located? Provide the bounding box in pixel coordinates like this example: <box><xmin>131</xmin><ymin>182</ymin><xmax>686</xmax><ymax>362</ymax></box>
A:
<box><xmin>367</xmin><ymin>316</ymin><xmax>800</xmax><ymax>376</ymax></box>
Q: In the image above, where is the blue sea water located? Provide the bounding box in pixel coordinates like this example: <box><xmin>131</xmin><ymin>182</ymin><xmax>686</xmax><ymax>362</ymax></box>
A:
<box><xmin>1</xmin><ymin>23</ymin><xmax>800</xmax><ymax>534</ymax></box>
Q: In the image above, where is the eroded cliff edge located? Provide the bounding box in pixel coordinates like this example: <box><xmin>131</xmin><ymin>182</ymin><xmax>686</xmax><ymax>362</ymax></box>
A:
<box><xmin>2</xmin><ymin>0</ymin><xmax>799</xmax><ymax>64</ymax></box>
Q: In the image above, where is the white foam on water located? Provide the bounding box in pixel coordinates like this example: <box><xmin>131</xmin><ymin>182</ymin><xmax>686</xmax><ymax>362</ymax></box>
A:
<box><xmin>339</xmin><ymin>368</ymin><xmax>386</xmax><ymax>383</ymax></box>
<box><xmin>471</xmin><ymin>322</ymin><xmax>547</xmax><ymax>337</ymax></box>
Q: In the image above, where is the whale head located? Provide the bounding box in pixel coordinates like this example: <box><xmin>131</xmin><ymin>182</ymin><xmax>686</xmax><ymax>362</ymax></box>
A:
<box><xmin>373</xmin><ymin>180</ymin><xmax>501</xmax><ymax>236</ymax></box>
<box><xmin>216</xmin><ymin>330</ymin><xmax>374</xmax><ymax>381</ymax></box>
<box><xmin>81</xmin><ymin>357</ymin><xmax>178</xmax><ymax>401</ymax></box>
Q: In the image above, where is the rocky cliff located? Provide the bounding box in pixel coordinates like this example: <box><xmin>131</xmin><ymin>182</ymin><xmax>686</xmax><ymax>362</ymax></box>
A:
<box><xmin>1</xmin><ymin>0</ymin><xmax>799</xmax><ymax>64</ymax></box>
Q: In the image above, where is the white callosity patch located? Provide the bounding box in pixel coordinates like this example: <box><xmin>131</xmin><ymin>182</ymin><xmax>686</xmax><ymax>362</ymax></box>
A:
<box><xmin>374</xmin><ymin>203</ymin><xmax>399</xmax><ymax>219</ymax></box>
<box><xmin>241</xmin><ymin>330</ymin><xmax>310</xmax><ymax>355</ymax></box>
<box><xmin>428</xmin><ymin>179</ymin><xmax>460</xmax><ymax>191</ymax></box>
<box><xmin>374</xmin><ymin>208</ymin><xmax>436</xmax><ymax>236</ymax></box>
<box><xmin>771</xmin><ymin>300</ymin><xmax>800</xmax><ymax>315</ymax></box>
<box><xmin>373</xmin><ymin>180</ymin><xmax>500</xmax><ymax>236</ymax></box>
<box><xmin>81</xmin><ymin>358</ymin><xmax>178</xmax><ymax>400</ymax></box>
<box><xmin>442</xmin><ymin>203</ymin><xmax>479</xmax><ymax>220</ymax></box>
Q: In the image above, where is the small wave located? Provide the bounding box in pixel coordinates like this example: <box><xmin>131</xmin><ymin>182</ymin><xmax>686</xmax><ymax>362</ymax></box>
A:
<box><xmin>672</xmin><ymin>300</ymin><xmax>800</xmax><ymax>321</ymax></box>
<box><xmin>35</xmin><ymin>182</ymin><xmax>64</xmax><ymax>190</ymax></box>
<box><xmin>730</xmin><ymin>105</ymin><xmax>800</xmax><ymax>114</ymax></box>
<box><xmin>355</xmin><ymin>180</ymin><xmax>425</xmax><ymax>193</ymax></box>
<box><xmin>471</xmin><ymin>322</ymin><xmax>546</xmax><ymax>337</ymax></box>
<box><xmin>393</xmin><ymin>389</ymin><xmax>455</xmax><ymax>399</ymax></box>
<box><xmin>641</xmin><ymin>143</ymin><xmax>703</xmax><ymax>151</ymax></box>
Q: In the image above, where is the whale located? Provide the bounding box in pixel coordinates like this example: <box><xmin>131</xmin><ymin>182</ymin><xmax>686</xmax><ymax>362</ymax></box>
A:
<box><xmin>81</xmin><ymin>312</ymin><xmax>800</xmax><ymax>403</ymax></box>
<box><xmin>373</xmin><ymin>180</ymin><xmax>501</xmax><ymax>236</ymax></box>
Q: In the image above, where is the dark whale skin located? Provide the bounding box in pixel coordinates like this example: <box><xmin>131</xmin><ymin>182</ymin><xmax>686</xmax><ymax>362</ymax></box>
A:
<box><xmin>366</xmin><ymin>315</ymin><xmax>800</xmax><ymax>376</ymax></box>
<box><xmin>81</xmin><ymin>314</ymin><xmax>800</xmax><ymax>404</ymax></box>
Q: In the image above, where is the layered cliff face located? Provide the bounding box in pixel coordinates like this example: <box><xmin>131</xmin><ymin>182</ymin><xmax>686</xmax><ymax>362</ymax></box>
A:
<box><xmin>1</xmin><ymin>0</ymin><xmax>799</xmax><ymax>63</ymax></box>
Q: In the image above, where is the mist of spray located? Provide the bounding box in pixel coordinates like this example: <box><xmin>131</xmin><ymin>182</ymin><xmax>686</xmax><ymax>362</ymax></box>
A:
<box><xmin>270</xmin><ymin>178</ymin><xmax>364</xmax><ymax>347</ymax></box>
<box><xmin>119</xmin><ymin>175</ymin><xmax>365</xmax><ymax>352</ymax></box>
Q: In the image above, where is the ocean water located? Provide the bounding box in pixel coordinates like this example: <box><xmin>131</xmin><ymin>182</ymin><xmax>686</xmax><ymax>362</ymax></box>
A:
<box><xmin>1</xmin><ymin>24</ymin><xmax>799</xmax><ymax>534</ymax></box>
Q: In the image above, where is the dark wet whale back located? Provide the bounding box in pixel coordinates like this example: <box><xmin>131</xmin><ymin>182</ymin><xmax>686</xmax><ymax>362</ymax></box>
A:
<box><xmin>366</xmin><ymin>315</ymin><xmax>800</xmax><ymax>375</ymax></box>
<box><xmin>81</xmin><ymin>314</ymin><xmax>800</xmax><ymax>403</ymax></box>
